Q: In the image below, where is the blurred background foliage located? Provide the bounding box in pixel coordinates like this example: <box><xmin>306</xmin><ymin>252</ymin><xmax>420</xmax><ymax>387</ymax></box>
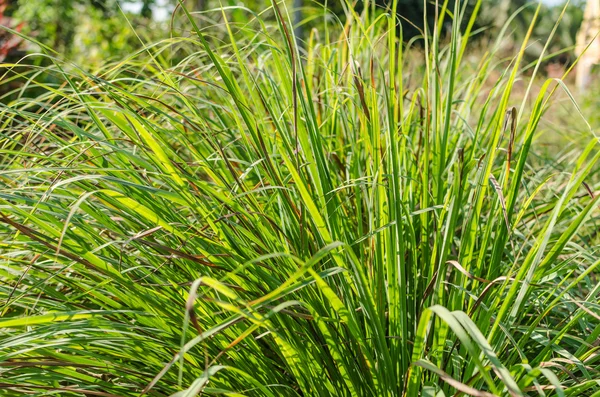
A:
<box><xmin>0</xmin><ymin>0</ymin><xmax>585</xmax><ymax>94</ymax></box>
<box><xmin>9</xmin><ymin>0</ymin><xmax>160</xmax><ymax>60</ymax></box>
<box><xmin>1</xmin><ymin>0</ymin><xmax>587</xmax><ymax>55</ymax></box>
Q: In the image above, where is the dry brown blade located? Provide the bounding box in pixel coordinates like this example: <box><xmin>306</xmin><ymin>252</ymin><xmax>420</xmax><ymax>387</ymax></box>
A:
<box><xmin>469</xmin><ymin>276</ymin><xmax>515</xmax><ymax>316</ymax></box>
<box><xmin>337</xmin><ymin>61</ymin><xmax>351</xmax><ymax>85</ymax></box>
<box><xmin>584</xmin><ymin>351</ymin><xmax>600</xmax><ymax>366</ymax></box>
<box><xmin>134</xmin><ymin>239</ymin><xmax>225</xmax><ymax>270</ymax></box>
<box><xmin>421</xmin><ymin>269</ymin><xmax>438</xmax><ymax>304</ymax></box>
<box><xmin>569</xmin><ymin>299</ymin><xmax>600</xmax><ymax>321</ymax></box>
<box><xmin>489</xmin><ymin>174</ymin><xmax>511</xmax><ymax>232</ymax></box>
<box><xmin>132</xmin><ymin>225</ymin><xmax>163</xmax><ymax>240</ymax></box>
<box><xmin>451</xmin><ymin>372</ymin><xmax>481</xmax><ymax>397</ymax></box>
<box><xmin>583</xmin><ymin>181</ymin><xmax>595</xmax><ymax>199</ymax></box>
<box><xmin>497</xmin><ymin>109</ymin><xmax>510</xmax><ymax>148</ymax></box>
<box><xmin>551</xmin><ymin>357</ymin><xmax>599</xmax><ymax>374</ymax></box>
<box><xmin>352</xmin><ymin>60</ymin><xmax>371</xmax><ymax>122</ymax></box>
<box><xmin>185</xmin><ymin>279</ymin><xmax>211</xmax><ymax>376</ymax></box>
<box><xmin>506</xmin><ymin>106</ymin><xmax>517</xmax><ymax>177</ymax></box>
<box><xmin>446</xmin><ymin>260</ymin><xmax>491</xmax><ymax>284</ymax></box>
<box><xmin>413</xmin><ymin>361</ymin><xmax>498</xmax><ymax>397</ymax></box>
<box><xmin>0</xmin><ymin>383</ymin><xmax>121</xmax><ymax>397</ymax></box>
<box><xmin>423</xmin><ymin>260</ymin><xmax>486</xmax><ymax>304</ymax></box>
<box><xmin>424</xmin><ymin>260</ymin><xmax>489</xmax><ymax>313</ymax></box>
<box><xmin>186</xmin><ymin>279</ymin><xmax>204</xmax><ymax>336</ymax></box>
<box><xmin>477</xmin><ymin>153</ymin><xmax>486</xmax><ymax>169</ymax></box>
<box><xmin>539</xmin><ymin>361</ymin><xmax>578</xmax><ymax>381</ymax></box>
<box><xmin>497</xmin><ymin>106</ymin><xmax>514</xmax><ymax>147</ymax></box>
<box><xmin>523</xmin><ymin>385</ymin><xmax>555</xmax><ymax>392</ymax></box>
<box><xmin>0</xmin><ymin>213</ymin><xmax>113</xmax><ymax>277</ymax></box>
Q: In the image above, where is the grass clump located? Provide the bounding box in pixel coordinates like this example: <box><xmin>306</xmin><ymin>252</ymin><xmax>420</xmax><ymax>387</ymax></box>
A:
<box><xmin>1</xmin><ymin>1</ymin><xmax>600</xmax><ymax>396</ymax></box>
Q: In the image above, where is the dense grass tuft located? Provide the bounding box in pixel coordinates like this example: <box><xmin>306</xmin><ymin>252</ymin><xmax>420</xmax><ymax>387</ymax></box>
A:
<box><xmin>1</xmin><ymin>1</ymin><xmax>600</xmax><ymax>396</ymax></box>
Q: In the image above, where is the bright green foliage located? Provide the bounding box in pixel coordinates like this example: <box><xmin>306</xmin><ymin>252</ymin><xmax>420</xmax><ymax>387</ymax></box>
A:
<box><xmin>1</xmin><ymin>1</ymin><xmax>600</xmax><ymax>396</ymax></box>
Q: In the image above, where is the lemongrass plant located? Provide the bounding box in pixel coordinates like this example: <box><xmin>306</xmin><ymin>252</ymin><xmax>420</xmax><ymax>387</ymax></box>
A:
<box><xmin>1</xmin><ymin>0</ymin><xmax>600</xmax><ymax>396</ymax></box>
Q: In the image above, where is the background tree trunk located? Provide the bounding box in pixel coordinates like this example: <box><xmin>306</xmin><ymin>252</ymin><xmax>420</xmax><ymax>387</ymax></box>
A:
<box><xmin>576</xmin><ymin>0</ymin><xmax>600</xmax><ymax>91</ymax></box>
